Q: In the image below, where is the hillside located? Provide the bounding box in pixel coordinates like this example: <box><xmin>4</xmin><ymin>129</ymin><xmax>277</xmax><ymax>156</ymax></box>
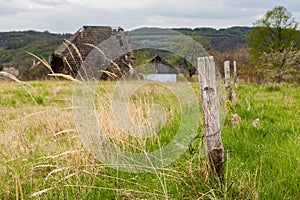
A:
<box><xmin>0</xmin><ymin>31</ymin><xmax>71</xmax><ymax>70</ymax></box>
<box><xmin>0</xmin><ymin>27</ymin><xmax>250</xmax><ymax>71</ymax></box>
<box><xmin>173</xmin><ymin>26</ymin><xmax>251</xmax><ymax>52</ymax></box>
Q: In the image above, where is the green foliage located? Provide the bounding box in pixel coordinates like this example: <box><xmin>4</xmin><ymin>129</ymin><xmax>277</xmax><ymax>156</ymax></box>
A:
<box><xmin>247</xmin><ymin>6</ymin><xmax>299</xmax><ymax>55</ymax></box>
<box><xmin>224</xmin><ymin>83</ymin><xmax>300</xmax><ymax>198</ymax></box>
<box><xmin>0</xmin><ymin>30</ymin><xmax>70</xmax><ymax>70</ymax></box>
<box><xmin>246</xmin><ymin>6</ymin><xmax>300</xmax><ymax>82</ymax></box>
<box><xmin>190</xmin><ymin>33</ymin><xmax>211</xmax><ymax>51</ymax></box>
<box><xmin>18</xmin><ymin>64</ymin><xmax>51</xmax><ymax>81</ymax></box>
<box><xmin>174</xmin><ymin>26</ymin><xmax>251</xmax><ymax>52</ymax></box>
<box><xmin>170</xmin><ymin>33</ymin><xmax>209</xmax><ymax>77</ymax></box>
<box><xmin>132</xmin><ymin>50</ymin><xmax>151</xmax><ymax>67</ymax></box>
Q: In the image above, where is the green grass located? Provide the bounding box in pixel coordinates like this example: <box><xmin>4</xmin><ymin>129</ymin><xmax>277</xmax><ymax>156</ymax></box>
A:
<box><xmin>0</xmin><ymin>81</ymin><xmax>299</xmax><ymax>199</ymax></box>
<box><xmin>223</xmin><ymin>84</ymin><xmax>300</xmax><ymax>199</ymax></box>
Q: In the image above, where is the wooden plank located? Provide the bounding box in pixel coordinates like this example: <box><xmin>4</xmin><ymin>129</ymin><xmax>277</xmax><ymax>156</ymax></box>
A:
<box><xmin>197</xmin><ymin>56</ymin><xmax>224</xmax><ymax>179</ymax></box>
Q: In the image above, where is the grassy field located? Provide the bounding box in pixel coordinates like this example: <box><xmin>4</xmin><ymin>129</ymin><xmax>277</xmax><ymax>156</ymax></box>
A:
<box><xmin>0</xmin><ymin>81</ymin><xmax>299</xmax><ymax>199</ymax></box>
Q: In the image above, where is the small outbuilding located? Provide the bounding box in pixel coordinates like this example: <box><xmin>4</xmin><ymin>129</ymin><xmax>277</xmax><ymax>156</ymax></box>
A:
<box><xmin>143</xmin><ymin>55</ymin><xmax>179</xmax><ymax>82</ymax></box>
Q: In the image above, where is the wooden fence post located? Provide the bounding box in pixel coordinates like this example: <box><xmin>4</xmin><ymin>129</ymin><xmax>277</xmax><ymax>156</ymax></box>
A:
<box><xmin>232</xmin><ymin>61</ymin><xmax>237</xmax><ymax>104</ymax></box>
<box><xmin>224</xmin><ymin>60</ymin><xmax>237</xmax><ymax>104</ymax></box>
<box><xmin>233</xmin><ymin>61</ymin><xmax>238</xmax><ymax>87</ymax></box>
<box><xmin>197</xmin><ymin>56</ymin><xmax>224</xmax><ymax>179</ymax></box>
<box><xmin>224</xmin><ymin>61</ymin><xmax>231</xmax><ymax>101</ymax></box>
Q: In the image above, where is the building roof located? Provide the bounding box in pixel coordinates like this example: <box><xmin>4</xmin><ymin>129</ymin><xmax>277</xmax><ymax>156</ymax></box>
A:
<box><xmin>53</xmin><ymin>26</ymin><xmax>116</xmax><ymax>57</ymax></box>
<box><xmin>149</xmin><ymin>55</ymin><xmax>179</xmax><ymax>74</ymax></box>
<box><xmin>51</xmin><ymin>25</ymin><xmax>132</xmax><ymax>79</ymax></box>
<box><xmin>53</xmin><ymin>30</ymin><xmax>81</xmax><ymax>56</ymax></box>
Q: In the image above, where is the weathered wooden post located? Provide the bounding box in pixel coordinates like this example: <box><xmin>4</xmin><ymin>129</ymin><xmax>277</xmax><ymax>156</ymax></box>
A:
<box><xmin>197</xmin><ymin>56</ymin><xmax>224</xmax><ymax>179</ymax></box>
<box><xmin>231</xmin><ymin>61</ymin><xmax>237</xmax><ymax>104</ymax></box>
<box><xmin>233</xmin><ymin>61</ymin><xmax>238</xmax><ymax>87</ymax></box>
<box><xmin>224</xmin><ymin>61</ymin><xmax>237</xmax><ymax>104</ymax></box>
<box><xmin>224</xmin><ymin>61</ymin><xmax>231</xmax><ymax>101</ymax></box>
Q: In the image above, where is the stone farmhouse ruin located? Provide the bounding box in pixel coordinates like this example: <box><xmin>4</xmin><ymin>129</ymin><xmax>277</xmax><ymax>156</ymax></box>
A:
<box><xmin>51</xmin><ymin>26</ymin><xmax>132</xmax><ymax>80</ymax></box>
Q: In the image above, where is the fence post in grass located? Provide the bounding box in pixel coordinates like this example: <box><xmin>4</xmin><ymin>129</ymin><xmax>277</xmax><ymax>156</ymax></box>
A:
<box><xmin>231</xmin><ymin>61</ymin><xmax>237</xmax><ymax>104</ymax></box>
<box><xmin>224</xmin><ymin>61</ymin><xmax>231</xmax><ymax>101</ymax></box>
<box><xmin>197</xmin><ymin>56</ymin><xmax>224</xmax><ymax>179</ymax></box>
<box><xmin>224</xmin><ymin>61</ymin><xmax>237</xmax><ymax>104</ymax></box>
<box><xmin>233</xmin><ymin>61</ymin><xmax>238</xmax><ymax>87</ymax></box>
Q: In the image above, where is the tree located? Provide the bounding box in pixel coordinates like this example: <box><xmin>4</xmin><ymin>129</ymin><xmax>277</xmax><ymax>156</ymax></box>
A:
<box><xmin>171</xmin><ymin>34</ymin><xmax>210</xmax><ymax>77</ymax></box>
<box><xmin>247</xmin><ymin>6</ymin><xmax>300</xmax><ymax>82</ymax></box>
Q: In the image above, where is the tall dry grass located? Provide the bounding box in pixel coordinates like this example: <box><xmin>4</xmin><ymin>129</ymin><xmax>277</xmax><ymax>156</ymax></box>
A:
<box><xmin>0</xmin><ymin>79</ymin><xmax>214</xmax><ymax>199</ymax></box>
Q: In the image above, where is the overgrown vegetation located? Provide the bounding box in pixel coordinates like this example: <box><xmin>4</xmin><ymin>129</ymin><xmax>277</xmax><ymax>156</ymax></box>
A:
<box><xmin>0</xmin><ymin>81</ymin><xmax>299</xmax><ymax>199</ymax></box>
<box><xmin>246</xmin><ymin>6</ymin><xmax>300</xmax><ymax>83</ymax></box>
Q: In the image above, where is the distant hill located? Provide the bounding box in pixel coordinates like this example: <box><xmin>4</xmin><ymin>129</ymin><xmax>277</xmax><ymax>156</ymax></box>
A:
<box><xmin>173</xmin><ymin>26</ymin><xmax>251</xmax><ymax>52</ymax></box>
<box><xmin>0</xmin><ymin>30</ymin><xmax>71</xmax><ymax>70</ymax></box>
<box><xmin>0</xmin><ymin>27</ymin><xmax>251</xmax><ymax>70</ymax></box>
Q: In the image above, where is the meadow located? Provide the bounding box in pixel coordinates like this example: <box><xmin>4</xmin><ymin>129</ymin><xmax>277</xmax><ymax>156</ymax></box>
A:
<box><xmin>0</xmin><ymin>81</ymin><xmax>299</xmax><ymax>199</ymax></box>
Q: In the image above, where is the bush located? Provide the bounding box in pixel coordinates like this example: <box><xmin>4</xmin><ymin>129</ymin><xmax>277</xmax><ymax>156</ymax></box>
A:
<box><xmin>18</xmin><ymin>64</ymin><xmax>51</xmax><ymax>81</ymax></box>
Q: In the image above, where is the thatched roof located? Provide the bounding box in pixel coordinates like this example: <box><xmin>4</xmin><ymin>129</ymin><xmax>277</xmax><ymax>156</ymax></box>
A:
<box><xmin>53</xmin><ymin>26</ymin><xmax>116</xmax><ymax>57</ymax></box>
<box><xmin>53</xmin><ymin>31</ymin><xmax>81</xmax><ymax>56</ymax></box>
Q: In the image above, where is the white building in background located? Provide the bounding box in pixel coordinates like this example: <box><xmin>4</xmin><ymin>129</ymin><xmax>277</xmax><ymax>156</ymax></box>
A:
<box><xmin>144</xmin><ymin>74</ymin><xmax>177</xmax><ymax>82</ymax></box>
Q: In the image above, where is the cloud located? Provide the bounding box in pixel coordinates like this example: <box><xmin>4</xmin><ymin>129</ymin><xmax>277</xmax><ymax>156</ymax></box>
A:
<box><xmin>0</xmin><ymin>0</ymin><xmax>72</xmax><ymax>15</ymax></box>
<box><xmin>32</xmin><ymin>0</ymin><xmax>71</xmax><ymax>6</ymax></box>
<box><xmin>0</xmin><ymin>0</ymin><xmax>299</xmax><ymax>32</ymax></box>
<box><xmin>0</xmin><ymin>0</ymin><xmax>18</xmax><ymax>15</ymax></box>
<box><xmin>0</xmin><ymin>7</ymin><xmax>17</xmax><ymax>15</ymax></box>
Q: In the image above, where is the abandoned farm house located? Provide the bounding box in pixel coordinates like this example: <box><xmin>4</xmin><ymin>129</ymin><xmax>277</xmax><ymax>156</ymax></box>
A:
<box><xmin>51</xmin><ymin>26</ymin><xmax>132</xmax><ymax>80</ymax></box>
<box><xmin>143</xmin><ymin>55</ymin><xmax>179</xmax><ymax>82</ymax></box>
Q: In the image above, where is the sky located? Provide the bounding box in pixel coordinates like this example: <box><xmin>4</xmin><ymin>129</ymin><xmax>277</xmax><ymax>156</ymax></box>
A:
<box><xmin>0</xmin><ymin>0</ymin><xmax>300</xmax><ymax>33</ymax></box>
